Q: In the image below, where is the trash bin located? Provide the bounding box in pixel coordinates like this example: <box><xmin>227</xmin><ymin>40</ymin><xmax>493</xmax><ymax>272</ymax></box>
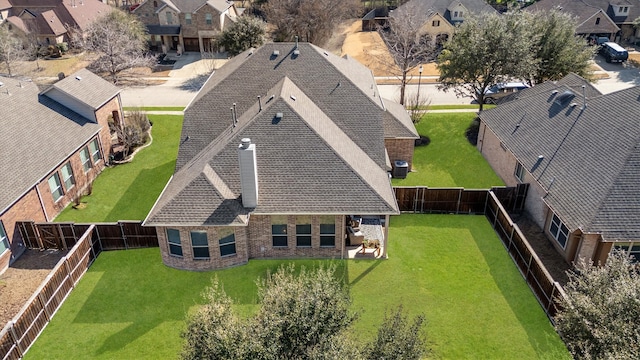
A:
<box><xmin>393</xmin><ymin>160</ymin><xmax>408</xmax><ymax>179</ymax></box>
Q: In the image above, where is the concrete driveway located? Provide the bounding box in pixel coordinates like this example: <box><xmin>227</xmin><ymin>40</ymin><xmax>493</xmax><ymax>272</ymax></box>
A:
<box><xmin>592</xmin><ymin>53</ymin><xmax>640</xmax><ymax>94</ymax></box>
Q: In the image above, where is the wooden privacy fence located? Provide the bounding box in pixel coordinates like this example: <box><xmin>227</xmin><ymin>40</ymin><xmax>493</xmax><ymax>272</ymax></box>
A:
<box><xmin>485</xmin><ymin>191</ymin><xmax>567</xmax><ymax>320</ymax></box>
<box><xmin>394</xmin><ymin>184</ymin><xmax>529</xmax><ymax>214</ymax></box>
<box><xmin>17</xmin><ymin>221</ymin><xmax>158</xmax><ymax>252</ymax></box>
<box><xmin>0</xmin><ymin>225</ymin><xmax>96</xmax><ymax>360</ymax></box>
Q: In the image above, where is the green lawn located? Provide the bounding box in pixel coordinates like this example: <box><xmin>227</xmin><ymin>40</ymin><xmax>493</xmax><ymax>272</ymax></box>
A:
<box><xmin>123</xmin><ymin>107</ymin><xmax>185</xmax><ymax>112</ymax></box>
<box><xmin>426</xmin><ymin>104</ymin><xmax>496</xmax><ymax>110</ymax></box>
<box><xmin>393</xmin><ymin>112</ymin><xmax>504</xmax><ymax>187</ymax></box>
<box><xmin>25</xmin><ymin>215</ymin><xmax>569</xmax><ymax>359</ymax></box>
<box><xmin>54</xmin><ymin>115</ymin><xmax>182</xmax><ymax>222</ymax></box>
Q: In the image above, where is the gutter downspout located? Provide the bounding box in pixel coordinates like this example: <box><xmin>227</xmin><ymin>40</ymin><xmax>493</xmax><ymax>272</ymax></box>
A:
<box><xmin>382</xmin><ymin>214</ymin><xmax>390</xmax><ymax>258</ymax></box>
<box><xmin>35</xmin><ymin>185</ymin><xmax>50</xmax><ymax>222</ymax></box>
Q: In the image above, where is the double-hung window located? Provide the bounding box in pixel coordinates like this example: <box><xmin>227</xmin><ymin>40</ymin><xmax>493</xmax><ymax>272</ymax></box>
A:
<box><xmin>296</xmin><ymin>216</ymin><xmax>311</xmax><ymax>247</ymax></box>
<box><xmin>0</xmin><ymin>222</ymin><xmax>8</xmax><ymax>255</ymax></box>
<box><xmin>205</xmin><ymin>13</ymin><xmax>212</xmax><ymax>25</ymax></box>
<box><xmin>185</xmin><ymin>13</ymin><xmax>192</xmax><ymax>24</ymax></box>
<box><xmin>320</xmin><ymin>216</ymin><xmax>335</xmax><ymax>247</ymax></box>
<box><xmin>48</xmin><ymin>173</ymin><xmax>64</xmax><ymax>202</ymax></box>
<box><xmin>61</xmin><ymin>162</ymin><xmax>75</xmax><ymax>190</ymax></box>
<box><xmin>167</xmin><ymin>229</ymin><xmax>182</xmax><ymax>256</ymax></box>
<box><xmin>80</xmin><ymin>147</ymin><xmax>92</xmax><ymax>172</ymax></box>
<box><xmin>190</xmin><ymin>231</ymin><xmax>209</xmax><ymax>259</ymax></box>
<box><xmin>514</xmin><ymin>162</ymin><xmax>525</xmax><ymax>182</ymax></box>
<box><xmin>272</xmin><ymin>215</ymin><xmax>288</xmax><ymax>247</ymax></box>
<box><xmin>549</xmin><ymin>214</ymin><xmax>569</xmax><ymax>248</ymax></box>
<box><xmin>218</xmin><ymin>228</ymin><xmax>236</xmax><ymax>257</ymax></box>
<box><xmin>89</xmin><ymin>139</ymin><xmax>101</xmax><ymax>163</ymax></box>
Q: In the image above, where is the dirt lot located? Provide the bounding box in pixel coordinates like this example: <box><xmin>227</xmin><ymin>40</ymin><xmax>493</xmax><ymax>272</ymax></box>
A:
<box><xmin>0</xmin><ymin>249</ymin><xmax>67</xmax><ymax>328</ymax></box>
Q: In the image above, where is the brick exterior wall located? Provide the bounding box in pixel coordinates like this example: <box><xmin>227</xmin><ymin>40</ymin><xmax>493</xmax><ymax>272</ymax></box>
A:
<box><xmin>134</xmin><ymin>1</ymin><xmax>160</xmax><ymax>25</ymax></box>
<box><xmin>0</xmin><ymin>189</ymin><xmax>44</xmax><ymax>272</ymax></box>
<box><xmin>156</xmin><ymin>215</ymin><xmax>345</xmax><ymax>271</ymax></box>
<box><xmin>385</xmin><ymin>139</ymin><xmax>415</xmax><ymax>170</ymax></box>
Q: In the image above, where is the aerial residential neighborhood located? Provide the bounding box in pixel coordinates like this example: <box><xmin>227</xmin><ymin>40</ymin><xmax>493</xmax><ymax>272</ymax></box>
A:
<box><xmin>1</xmin><ymin>0</ymin><xmax>639</xmax><ymax>358</ymax></box>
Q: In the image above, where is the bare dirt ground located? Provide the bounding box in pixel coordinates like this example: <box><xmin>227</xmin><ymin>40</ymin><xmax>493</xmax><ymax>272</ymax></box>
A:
<box><xmin>0</xmin><ymin>249</ymin><xmax>67</xmax><ymax>328</ymax></box>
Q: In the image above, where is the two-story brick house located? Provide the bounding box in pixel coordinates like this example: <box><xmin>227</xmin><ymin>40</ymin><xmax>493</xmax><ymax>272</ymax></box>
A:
<box><xmin>132</xmin><ymin>0</ymin><xmax>238</xmax><ymax>53</ymax></box>
<box><xmin>0</xmin><ymin>69</ymin><xmax>123</xmax><ymax>274</ymax></box>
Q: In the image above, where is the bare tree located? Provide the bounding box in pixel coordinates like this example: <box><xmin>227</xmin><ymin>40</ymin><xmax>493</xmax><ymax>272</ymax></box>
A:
<box><xmin>379</xmin><ymin>3</ymin><xmax>436</xmax><ymax>105</ymax></box>
<box><xmin>265</xmin><ymin>0</ymin><xmax>360</xmax><ymax>45</ymax></box>
<box><xmin>73</xmin><ymin>9</ymin><xmax>153</xmax><ymax>84</ymax></box>
<box><xmin>0</xmin><ymin>26</ymin><xmax>29</xmax><ymax>77</ymax></box>
<box><xmin>405</xmin><ymin>89</ymin><xmax>430</xmax><ymax>124</ymax></box>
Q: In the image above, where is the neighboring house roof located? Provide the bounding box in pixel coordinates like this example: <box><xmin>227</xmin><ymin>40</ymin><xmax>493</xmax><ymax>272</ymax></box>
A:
<box><xmin>5</xmin><ymin>15</ymin><xmax>28</xmax><ymax>32</ymax></box>
<box><xmin>37</xmin><ymin>9</ymin><xmax>66</xmax><ymax>36</ymax></box>
<box><xmin>5</xmin><ymin>0</ymin><xmax>110</xmax><ymax>35</ymax></box>
<box><xmin>204</xmin><ymin>0</ymin><xmax>232</xmax><ymax>14</ymax></box>
<box><xmin>0</xmin><ymin>70</ymin><xmax>116</xmax><ymax>215</ymax></box>
<box><xmin>145</xmin><ymin>43</ymin><xmax>408</xmax><ymax>226</ymax></box>
<box><xmin>0</xmin><ymin>0</ymin><xmax>11</xmax><ymax>10</ymax></box>
<box><xmin>54</xmin><ymin>0</ymin><xmax>111</xmax><ymax>31</ymax></box>
<box><xmin>526</xmin><ymin>0</ymin><xmax>621</xmax><ymax>34</ymax></box>
<box><xmin>498</xmin><ymin>73</ymin><xmax>601</xmax><ymax>104</ymax></box>
<box><xmin>41</xmin><ymin>68</ymin><xmax>120</xmax><ymax>110</ymax></box>
<box><xmin>396</xmin><ymin>0</ymin><xmax>496</xmax><ymax>25</ymax></box>
<box><xmin>479</xmin><ymin>75</ymin><xmax>640</xmax><ymax>242</ymax></box>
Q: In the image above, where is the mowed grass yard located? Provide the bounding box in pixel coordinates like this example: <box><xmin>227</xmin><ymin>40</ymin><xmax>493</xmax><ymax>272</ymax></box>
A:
<box><xmin>54</xmin><ymin>115</ymin><xmax>182</xmax><ymax>222</ymax></box>
<box><xmin>25</xmin><ymin>215</ymin><xmax>569</xmax><ymax>359</ymax></box>
<box><xmin>392</xmin><ymin>112</ymin><xmax>504</xmax><ymax>187</ymax></box>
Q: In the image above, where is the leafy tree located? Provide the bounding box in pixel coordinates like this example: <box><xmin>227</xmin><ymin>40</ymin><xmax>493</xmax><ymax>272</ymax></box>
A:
<box><xmin>264</xmin><ymin>0</ymin><xmax>360</xmax><ymax>45</ymax></box>
<box><xmin>181</xmin><ymin>264</ymin><xmax>428</xmax><ymax>360</ymax></box>
<box><xmin>379</xmin><ymin>2</ymin><xmax>435</xmax><ymax>105</ymax></box>
<box><xmin>437</xmin><ymin>11</ymin><xmax>537</xmax><ymax>110</ymax></box>
<box><xmin>527</xmin><ymin>10</ymin><xmax>595</xmax><ymax>84</ymax></box>
<box><xmin>0</xmin><ymin>25</ymin><xmax>29</xmax><ymax>77</ymax></box>
<box><xmin>365</xmin><ymin>305</ymin><xmax>427</xmax><ymax>360</ymax></box>
<box><xmin>554</xmin><ymin>250</ymin><xmax>640</xmax><ymax>360</ymax></box>
<box><xmin>218</xmin><ymin>16</ymin><xmax>266</xmax><ymax>56</ymax></box>
<box><xmin>73</xmin><ymin>9</ymin><xmax>153</xmax><ymax>84</ymax></box>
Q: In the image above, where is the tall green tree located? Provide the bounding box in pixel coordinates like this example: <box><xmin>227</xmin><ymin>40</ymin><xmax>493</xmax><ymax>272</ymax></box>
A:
<box><xmin>181</xmin><ymin>264</ymin><xmax>427</xmax><ymax>360</ymax></box>
<box><xmin>527</xmin><ymin>10</ymin><xmax>595</xmax><ymax>84</ymax></box>
<box><xmin>218</xmin><ymin>16</ymin><xmax>266</xmax><ymax>56</ymax></box>
<box><xmin>437</xmin><ymin>12</ymin><xmax>537</xmax><ymax>110</ymax></box>
<box><xmin>554</xmin><ymin>250</ymin><xmax>640</xmax><ymax>359</ymax></box>
<box><xmin>73</xmin><ymin>9</ymin><xmax>153</xmax><ymax>84</ymax></box>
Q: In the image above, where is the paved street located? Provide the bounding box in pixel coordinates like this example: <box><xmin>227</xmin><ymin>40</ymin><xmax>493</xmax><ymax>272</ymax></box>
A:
<box><xmin>120</xmin><ymin>52</ymin><xmax>640</xmax><ymax>108</ymax></box>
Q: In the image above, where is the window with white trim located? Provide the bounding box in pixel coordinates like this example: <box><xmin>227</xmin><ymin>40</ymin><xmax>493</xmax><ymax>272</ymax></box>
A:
<box><xmin>218</xmin><ymin>228</ymin><xmax>236</xmax><ymax>256</ymax></box>
<box><xmin>48</xmin><ymin>173</ymin><xmax>64</xmax><ymax>201</ymax></box>
<box><xmin>205</xmin><ymin>13</ymin><xmax>212</xmax><ymax>25</ymax></box>
<box><xmin>549</xmin><ymin>214</ymin><xmax>569</xmax><ymax>248</ymax></box>
<box><xmin>320</xmin><ymin>215</ymin><xmax>335</xmax><ymax>247</ymax></box>
<box><xmin>0</xmin><ymin>222</ymin><xmax>8</xmax><ymax>255</ymax></box>
<box><xmin>514</xmin><ymin>162</ymin><xmax>525</xmax><ymax>182</ymax></box>
<box><xmin>432</xmin><ymin>20</ymin><xmax>440</xmax><ymax>27</ymax></box>
<box><xmin>185</xmin><ymin>13</ymin><xmax>192</xmax><ymax>24</ymax></box>
<box><xmin>272</xmin><ymin>215</ymin><xmax>288</xmax><ymax>247</ymax></box>
<box><xmin>61</xmin><ymin>162</ymin><xmax>75</xmax><ymax>190</ymax></box>
<box><xmin>190</xmin><ymin>231</ymin><xmax>209</xmax><ymax>259</ymax></box>
<box><xmin>167</xmin><ymin>228</ymin><xmax>182</xmax><ymax>256</ymax></box>
<box><xmin>296</xmin><ymin>216</ymin><xmax>311</xmax><ymax>247</ymax></box>
<box><xmin>89</xmin><ymin>138</ymin><xmax>101</xmax><ymax>163</ymax></box>
<box><xmin>80</xmin><ymin>147</ymin><xmax>92</xmax><ymax>172</ymax></box>
<box><xmin>166</xmin><ymin>12</ymin><xmax>172</xmax><ymax>24</ymax></box>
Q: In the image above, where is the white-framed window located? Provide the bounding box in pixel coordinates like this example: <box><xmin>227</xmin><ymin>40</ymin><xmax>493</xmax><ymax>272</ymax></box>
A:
<box><xmin>272</xmin><ymin>215</ymin><xmax>288</xmax><ymax>247</ymax></box>
<box><xmin>218</xmin><ymin>228</ymin><xmax>236</xmax><ymax>257</ymax></box>
<box><xmin>190</xmin><ymin>231</ymin><xmax>209</xmax><ymax>259</ymax></box>
<box><xmin>432</xmin><ymin>20</ymin><xmax>440</xmax><ymax>27</ymax></box>
<box><xmin>205</xmin><ymin>13</ymin><xmax>212</xmax><ymax>25</ymax></box>
<box><xmin>0</xmin><ymin>221</ymin><xmax>9</xmax><ymax>255</ymax></box>
<box><xmin>296</xmin><ymin>215</ymin><xmax>311</xmax><ymax>247</ymax></box>
<box><xmin>514</xmin><ymin>162</ymin><xmax>525</xmax><ymax>182</ymax></box>
<box><xmin>89</xmin><ymin>138</ymin><xmax>101</xmax><ymax>163</ymax></box>
<box><xmin>549</xmin><ymin>214</ymin><xmax>569</xmax><ymax>248</ymax></box>
<box><xmin>80</xmin><ymin>147</ymin><xmax>92</xmax><ymax>172</ymax></box>
<box><xmin>48</xmin><ymin>173</ymin><xmax>64</xmax><ymax>202</ymax></box>
<box><xmin>614</xmin><ymin>243</ymin><xmax>640</xmax><ymax>262</ymax></box>
<box><xmin>61</xmin><ymin>161</ymin><xmax>75</xmax><ymax>190</ymax></box>
<box><xmin>166</xmin><ymin>12</ymin><xmax>172</xmax><ymax>24</ymax></box>
<box><xmin>185</xmin><ymin>13</ymin><xmax>192</xmax><ymax>24</ymax></box>
<box><xmin>320</xmin><ymin>215</ymin><xmax>335</xmax><ymax>247</ymax></box>
<box><xmin>454</xmin><ymin>11</ymin><xmax>458</xmax><ymax>17</ymax></box>
<box><xmin>596</xmin><ymin>17</ymin><xmax>600</xmax><ymax>25</ymax></box>
<box><xmin>167</xmin><ymin>228</ymin><xmax>182</xmax><ymax>256</ymax></box>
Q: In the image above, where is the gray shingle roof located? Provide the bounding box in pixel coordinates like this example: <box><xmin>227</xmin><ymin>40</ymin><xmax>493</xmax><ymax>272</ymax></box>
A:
<box><xmin>497</xmin><ymin>73</ymin><xmax>601</xmax><ymax>104</ymax></box>
<box><xmin>396</xmin><ymin>0</ymin><xmax>496</xmax><ymax>24</ymax></box>
<box><xmin>0</xmin><ymin>75</ymin><xmax>107</xmax><ymax>214</ymax></box>
<box><xmin>382</xmin><ymin>98</ymin><xmax>420</xmax><ymax>138</ymax></box>
<box><xmin>41</xmin><ymin>68</ymin><xmax>120</xmax><ymax>109</ymax></box>
<box><xmin>526</xmin><ymin>0</ymin><xmax>621</xmax><ymax>34</ymax></box>
<box><xmin>480</xmin><ymin>75</ymin><xmax>640</xmax><ymax>242</ymax></box>
<box><xmin>145</xmin><ymin>43</ymin><xmax>403</xmax><ymax>226</ymax></box>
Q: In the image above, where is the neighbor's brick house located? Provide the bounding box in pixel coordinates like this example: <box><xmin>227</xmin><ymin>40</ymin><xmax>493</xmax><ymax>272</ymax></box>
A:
<box><xmin>144</xmin><ymin>43</ymin><xmax>418</xmax><ymax>271</ymax></box>
<box><xmin>0</xmin><ymin>69</ymin><xmax>122</xmax><ymax>273</ymax></box>
<box><xmin>132</xmin><ymin>0</ymin><xmax>238</xmax><ymax>53</ymax></box>
<box><xmin>477</xmin><ymin>73</ymin><xmax>640</xmax><ymax>265</ymax></box>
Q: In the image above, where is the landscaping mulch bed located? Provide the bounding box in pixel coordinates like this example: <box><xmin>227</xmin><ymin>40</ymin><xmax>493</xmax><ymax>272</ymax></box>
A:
<box><xmin>0</xmin><ymin>249</ymin><xmax>67</xmax><ymax>328</ymax></box>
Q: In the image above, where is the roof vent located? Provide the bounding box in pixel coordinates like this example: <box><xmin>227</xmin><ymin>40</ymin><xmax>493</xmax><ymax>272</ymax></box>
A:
<box><xmin>272</xmin><ymin>50</ymin><xmax>280</xmax><ymax>56</ymax></box>
<box><xmin>75</xmin><ymin>76</ymin><xmax>82</xmax><ymax>81</ymax></box>
<box><xmin>293</xmin><ymin>49</ymin><xmax>300</xmax><ymax>56</ymax></box>
<box><xmin>290</xmin><ymin>95</ymin><xmax>296</xmax><ymax>101</ymax></box>
<box><xmin>551</xmin><ymin>90</ymin><xmax>558</xmax><ymax>95</ymax></box>
<box><xmin>555</xmin><ymin>90</ymin><xmax>575</xmax><ymax>105</ymax></box>
<box><xmin>276</xmin><ymin>112</ymin><xmax>283</xmax><ymax>119</ymax></box>
<box><xmin>570</xmin><ymin>102</ymin><xmax>578</xmax><ymax>107</ymax></box>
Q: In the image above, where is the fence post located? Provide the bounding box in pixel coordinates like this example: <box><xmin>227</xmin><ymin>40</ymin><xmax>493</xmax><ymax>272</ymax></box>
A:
<box><xmin>96</xmin><ymin>226</ymin><xmax>103</xmax><ymax>252</ymax></box>
<box><xmin>64</xmin><ymin>256</ymin><xmax>75</xmax><ymax>289</ymax></box>
<box><xmin>420</xmin><ymin>187</ymin><xmax>425</xmax><ymax>213</ymax></box>
<box><xmin>9</xmin><ymin>321</ymin><xmax>24</xmax><ymax>357</ymax></box>
<box><xmin>456</xmin><ymin>189</ymin><xmax>462</xmax><ymax>214</ymax></box>
<box><xmin>119</xmin><ymin>222</ymin><xmax>129</xmax><ymax>250</ymax></box>
<box><xmin>38</xmin><ymin>292</ymin><xmax>52</xmax><ymax>321</ymax></box>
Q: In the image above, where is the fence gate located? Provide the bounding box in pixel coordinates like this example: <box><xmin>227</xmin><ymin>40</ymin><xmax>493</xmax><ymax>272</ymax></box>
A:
<box><xmin>33</xmin><ymin>224</ymin><xmax>65</xmax><ymax>250</ymax></box>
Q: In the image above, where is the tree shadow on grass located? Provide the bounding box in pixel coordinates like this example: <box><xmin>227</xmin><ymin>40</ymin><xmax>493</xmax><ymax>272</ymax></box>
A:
<box><xmin>104</xmin><ymin>161</ymin><xmax>176</xmax><ymax>222</ymax></box>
